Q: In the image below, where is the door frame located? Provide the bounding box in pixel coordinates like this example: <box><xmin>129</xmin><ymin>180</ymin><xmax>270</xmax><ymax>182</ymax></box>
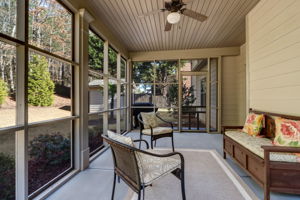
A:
<box><xmin>178</xmin><ymin>71</ymin><xmax>210</xmax><ymax>132</ymax></box>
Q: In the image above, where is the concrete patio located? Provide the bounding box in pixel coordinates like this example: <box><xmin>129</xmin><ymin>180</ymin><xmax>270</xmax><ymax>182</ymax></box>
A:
<box><xmin>46</xmin><ymin>131</ymin><xmax>299</xmax><ymax>200</ymax></box>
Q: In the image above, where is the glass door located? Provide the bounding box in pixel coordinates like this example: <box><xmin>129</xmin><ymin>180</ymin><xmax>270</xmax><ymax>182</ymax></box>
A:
<box><xmin>179</xmin><ymin>58</ymin><xmax>220</xmax><ymax>133</ymax></box>
<box><xmin>209</xmin><ymin>58</ymin><xmax>219</xmax><ymax>132</ymax></box>
<box><xmin>179</xmin><ymin>72</ymin><xmax>208</xmax><ymax>132</ymax></box>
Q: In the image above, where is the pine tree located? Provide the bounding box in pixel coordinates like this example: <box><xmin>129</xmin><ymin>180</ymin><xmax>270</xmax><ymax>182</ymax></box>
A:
<box><xmin>28</xmin><ymin>55</ymin><xmax>55</xmax><ymax>106</ymax></box>
<box><xmin>0</xmin><ymin>78</ymin><xmax>8</xmax><ymax>105</ymax></box>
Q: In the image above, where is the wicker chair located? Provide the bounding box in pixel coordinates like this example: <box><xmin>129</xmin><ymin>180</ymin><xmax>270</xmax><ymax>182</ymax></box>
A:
<box><xmin>102</xmin><ymin>134</ymin><xmax>185</xmax><ymax>200</ymax></box>
<box><xmin>138</xmin><ymin>112</ymin><xmax>175</xmax><ymax>152</ymax></box>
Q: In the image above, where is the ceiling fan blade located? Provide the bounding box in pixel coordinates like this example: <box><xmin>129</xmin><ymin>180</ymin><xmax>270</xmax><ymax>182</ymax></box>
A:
<box><xmin>181</xmin><ymin>9</ymin><xmax>207</xmax><ymax>22</ymax></box>
<box><xmin>138</xmin><ymin>9</ymin><xmax>164</xmax><ymax>18</ymax></box>
<box><xmin>165</xmin><ymin>21</ymin><xmax>172</xmax><ymax>31</ymax></box>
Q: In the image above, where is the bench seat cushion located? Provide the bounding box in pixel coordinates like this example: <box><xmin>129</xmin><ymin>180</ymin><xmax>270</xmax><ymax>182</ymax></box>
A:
<box><xmin>225</xmin><ymin>131</ymin><xmax>300</xmax><ymax>163</ymax></box>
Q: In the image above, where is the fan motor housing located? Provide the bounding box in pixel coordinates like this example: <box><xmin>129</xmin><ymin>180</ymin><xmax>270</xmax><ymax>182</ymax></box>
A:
<box><xmin>165</xmin><ymin>1</ymin><xmax>184</xmax><ymax>12</ymax></box>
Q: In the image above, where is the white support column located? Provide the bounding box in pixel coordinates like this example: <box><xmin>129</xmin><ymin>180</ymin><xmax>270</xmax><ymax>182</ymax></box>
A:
<box><xmin>103</xmin><ymin>41</ymin><xmax>109</xmax><ymax>134</ymax></box>
<box><xmin>127</xmin><ymin>59</ymin><xmax>131</xmax><ymax>131</ymax></box>
<box><xmin>77</xmin><ymin>8</ymin><xmax>94</xmax><ymax>170</ymax></box>
<box><xmin>73</xmin><ymin>11</ymin><xmax>81</xmax><ymax>171</ymax></box>
<box><xmin>218</xmin><ymin>56</ymin><xmax>222</xmax><ymax>133</ymax></box>
<box><xmin>16</xmin><ymin>46</ymin><xmax>27</xmax><ymax>200</ymax></box>
<box><xmin>178</xmin><ymin>59</ymin><xmax>182</xmax><ymax>132</ymax></box>
<box><xmin>15</xmin><ymin>0</ymin><xmax>27</xmax><ymax>199</ymax></box>
<box><xmin>245</xmin><ymin>15</ymin><xmax>250</xmax><ymax>114</ymax></box>
<box><xmin>206</xmin><ymin>58</ymin><xmax>211</xmax><ymax>133</ymax></box>
<box><xmin>116</xmin><ymin>53</ymin><xmax>121</xmax><ymax>134</ymax></box>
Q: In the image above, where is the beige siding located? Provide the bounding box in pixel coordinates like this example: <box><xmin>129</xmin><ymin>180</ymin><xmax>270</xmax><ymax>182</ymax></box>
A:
<box><xmin>222</xmin><ymin>45</ymin><xmax>246</xmax><ymax>126</ymax></box>
<box><xmin>247</xmin><ymin>0</ymin><xmax>300</xmax><ymax>116</ymax></box>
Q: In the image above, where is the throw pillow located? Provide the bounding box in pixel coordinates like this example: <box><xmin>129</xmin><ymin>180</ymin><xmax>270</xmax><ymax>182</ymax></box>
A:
<box><xmin>242</xmin><ymin>113</ymin><xmax>264</xmax><ymax>136</ymax></box>
<box><xmin>107</xmin><ymin>130</ymin><xmax>134</xmax><ymax>146</ymax></box>
<box><xmin>141</xmin><ymin>112</ymin><xmax>158</xmax><ymax>129</ymax></box>
<box><xmin>273</xmin><ymin>118</ymin><xmax>300</xmax><ymax>147</ymax></box>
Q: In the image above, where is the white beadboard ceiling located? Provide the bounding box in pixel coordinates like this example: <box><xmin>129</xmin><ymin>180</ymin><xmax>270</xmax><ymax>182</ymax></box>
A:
<box><xmin>88</xmin><ymin>0</ymin><xmax>260</xmax><ymax>52</ymax></box>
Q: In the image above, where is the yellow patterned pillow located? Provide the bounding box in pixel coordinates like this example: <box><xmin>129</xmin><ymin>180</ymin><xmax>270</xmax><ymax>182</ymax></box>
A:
<box><xmin>273</xmin><ymin>118</ymin><xmax>300</xmax><ymax>147</ymax></box>
<box><xmin>242</xmin><ymin>113</ymin><xmax>264</xmax><ymax>136</ymax></box>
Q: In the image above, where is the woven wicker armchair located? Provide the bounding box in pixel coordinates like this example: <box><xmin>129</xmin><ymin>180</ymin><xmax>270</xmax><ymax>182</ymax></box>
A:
<box><xmin>102</xmin><ymin>133</ymin><xmax>185</xmax><ymax>200</ymax></box>
<box><xmin>138</xmin><ymin>112</ymin><xmax>175</xmax><ymax>152</ymax></box>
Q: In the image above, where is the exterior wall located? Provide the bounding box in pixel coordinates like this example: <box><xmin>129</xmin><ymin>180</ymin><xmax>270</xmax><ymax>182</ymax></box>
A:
<box><xmin>89</xmin><ymin>89</ymin><xmax>104</xmax><ymax>113</ymax></box>
<box><xmin>246</xmin><ymin>0</ymin><xmax>300</xmax><ymax>116</ymax></box>
<box><xmin>222</xmin><ymin>45</ymin><xmax>246</xmax><ymax>126</ymax></box>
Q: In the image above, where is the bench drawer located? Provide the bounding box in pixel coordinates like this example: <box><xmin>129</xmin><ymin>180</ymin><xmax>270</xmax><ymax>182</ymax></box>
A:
<box><xmin>224</xmin><ymin>139</ymin><xmax>233</xmax><ymax>155</ymax></box>
<box><xmin>248</xmin><ymin>156</ymin><xmax>264</xmax><ymax>184</ymax></box>
<box><xmin>234</xmin><ymin>146</ymin><xmax>247</xmax><ymax>167</ymax></box>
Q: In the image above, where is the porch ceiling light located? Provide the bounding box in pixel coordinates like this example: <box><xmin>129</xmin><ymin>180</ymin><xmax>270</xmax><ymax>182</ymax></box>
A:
<box><xmin>167</xmin><ymin>12</ymin><xmax>181</xmax><ymax>24</ymax></box>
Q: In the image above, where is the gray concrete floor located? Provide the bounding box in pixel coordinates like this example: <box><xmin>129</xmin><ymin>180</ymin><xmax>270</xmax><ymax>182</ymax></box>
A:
<box><xmin>46</xmin><ymin>131</ymin><xmax>300</xmax><ymax>200</ymax></box>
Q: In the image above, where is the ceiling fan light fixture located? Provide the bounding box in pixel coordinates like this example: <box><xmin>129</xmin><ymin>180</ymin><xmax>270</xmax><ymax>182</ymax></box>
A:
<box><xmin>167</xmin><ymin>12</ymin><xmax>181</xmax><ymax>24</ymax></box>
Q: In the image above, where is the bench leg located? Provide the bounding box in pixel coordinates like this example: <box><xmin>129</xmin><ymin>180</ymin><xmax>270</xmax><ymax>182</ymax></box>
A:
<box><xmin>223</xmin><ymin>151</ymin><xmax>226</xmax><ymax>159</ymax></box>
<box><xmin>264</xmin><ymin>186</ymin><xmax>270</xmax><ymax>200</ymax></box>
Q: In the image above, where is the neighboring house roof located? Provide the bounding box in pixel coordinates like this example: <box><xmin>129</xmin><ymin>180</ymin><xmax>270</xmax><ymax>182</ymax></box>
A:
<box><xmin>89</xmin><ymin>79</ymin><xmax>117</xmax><ymax>88</ymax></box>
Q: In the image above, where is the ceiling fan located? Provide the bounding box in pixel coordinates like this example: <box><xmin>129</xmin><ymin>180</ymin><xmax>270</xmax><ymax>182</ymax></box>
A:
<box><xmin>138</xmin><ymin>0</ymin><xmax>208</xmax><ymax>31</ymax></box>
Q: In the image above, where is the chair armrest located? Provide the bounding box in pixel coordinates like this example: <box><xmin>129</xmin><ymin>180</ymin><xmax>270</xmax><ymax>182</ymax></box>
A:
<box><xmin>222</xmin><ymin>126</ymin><xmax>243</xmax><ymax>134</ymax></box>
<box><xmin>261</xmin><ymin>145</ymin><xmax>300</xmax><ymax>154</ymax></box>
<box><xmin>155</xmin><ymin>114</ymin><xmax>173</xmax><ymax>129</ymax></box>
<box><xmin>104</xmin><ymin>135</ymin><xmax>184</xmax><ymax>167</ymax></box>
<box><xmin>262</xmin><ymin>145</ymin><xmax>300</xmax><ymax>165</ymax></box>
<box><xmin>133</xmin><ymin>139</ymin><xmax>149</xmax><ymax>149</ymax></box>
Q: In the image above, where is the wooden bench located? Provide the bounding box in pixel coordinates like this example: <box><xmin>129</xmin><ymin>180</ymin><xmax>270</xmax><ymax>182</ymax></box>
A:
<box><xmin>222</xmin><ymin>109</ymin><xmax>300</xmax><ymax>200</ymax></box>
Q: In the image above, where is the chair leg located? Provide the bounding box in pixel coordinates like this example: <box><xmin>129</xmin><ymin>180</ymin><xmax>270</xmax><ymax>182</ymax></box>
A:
<box><xmin>139</xmin><ymin>134</ymin><xmax>142</xmax><ymax>149</ymax></box>
<box><xmin>142</xmin><ymin>185</ymin><xmax>145</xmax><ymax>200</ymax></box>
<box><xmin>181</xmin><ymin>169</ymin><xmax>186</xmax><ymax>200</ymax></box>
<box><xmin>171</xmin><ymin>134</ymin><xmax>175</xmax><ymax>152</ymax></box>
<box><xmin>154</xmin><ymin>140</ymin><xmax>157</xmax><ymax>147</ymax></box>
<box><xmin>151</xmin><ymin>137</ymin><xmax>153</xmax><ymax>149</ymax></box>
<box><xmin>137</xmin><ymin>190</ymin><xmax>141</xmax><ymax>200</ymax></box>
<box><xmin>111</xmin><ymin>172</ymin><xmax>117</xmax><ymax>200</ymax></box>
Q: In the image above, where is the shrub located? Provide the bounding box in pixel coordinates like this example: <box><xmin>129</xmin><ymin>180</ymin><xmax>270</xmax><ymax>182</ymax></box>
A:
<box><xmin>28</xmin><ymin>55</ymin><xmax>55</xmax><ymax>106</ymax></box>
<box><xmin>28</xmin><ymin>133</ymin><xmax>71</xmax><ymax>194</ymax></box>
<box><xmin>88</xmin><ymin>127</ymin><xmax>103</xmax><ymax>153</ymax></box>
<box><xmin>0</xmin><ymin>79</ymin><xmax>8</xmax><ymax>105</ymax></box>
<box><xmin>29</xmin><ymin>133</ymin><xmax>70</xmax><ymax>166</ymax></box>
<box><xmin>0</xmin><ymin>153</ymin><xmax>15</xmax><ymax>200</ymax></box>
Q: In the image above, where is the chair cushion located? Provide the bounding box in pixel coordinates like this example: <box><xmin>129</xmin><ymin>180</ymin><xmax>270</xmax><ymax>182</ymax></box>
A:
<box><xmin>107</xmin><ymin>130</ymin><xmax>134</xmax><ymax>146</ymax></box>
<box><xmin>225</xmin><ymin>131</ymin><xmax>300</xmax><ymax>163</ymax></box>
<box><xmin>142</xmin><ymin>127</ymin><xmax>173</xmax><ymax>135</ymax></box>
<box><xmin>141</xmin><ymin>112</ymin><xmax>158</xmax><ymax>129</ymax></box>
<box><xmin>242</xmin><ymin>113</ymin><xmax>264</xmax><ymax>136</ymax></box>
<box><xmin>273</xmin><ymin>117</ymin><xmax>300</xmax><ymax>147</ymax></box>
<box><xmin>107</xmin><ymin>131</ymin><xmax>181</xmax><ymax>185</ymax></box>
<box><xmin>107</xmin><ymin>131</ymin><xmax>145</xmax><ymax>170</ymax></box>
<box><xmin>137</xmin><ymin>150</ymin><xmax>181</xmax><ymax>185</ymax></box>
